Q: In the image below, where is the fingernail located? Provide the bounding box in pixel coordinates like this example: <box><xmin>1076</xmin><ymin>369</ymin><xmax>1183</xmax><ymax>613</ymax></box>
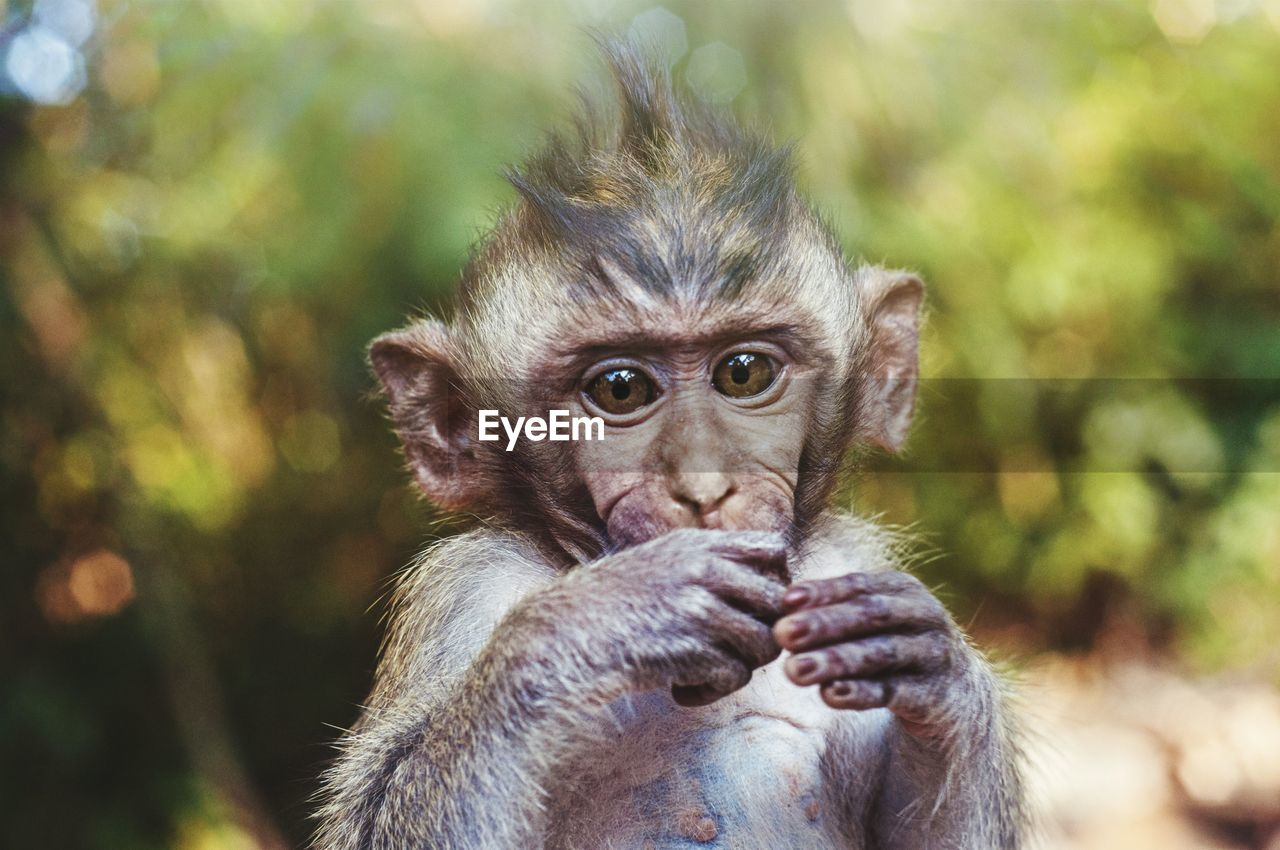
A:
<box><xmin>829</xmin><ymin>681</ymin><xmax>851</xmax><ymax>697</ymax></box>
<box><xmin>792</xmin><ymin>656</ymin><xmax>818</xmax><ymax>678</ymax></box>
<box><xmin>783</xmin><ymin>586</ymin><xmax>811</xmax><ymax>609</ymax></box>
<box><xmin>785</xmin><ymin>618</ymin><xmax>810</xmax><ymax>641</ymax></box>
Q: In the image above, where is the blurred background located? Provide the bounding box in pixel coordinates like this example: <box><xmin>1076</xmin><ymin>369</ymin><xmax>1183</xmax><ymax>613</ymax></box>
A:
<box><xmin>2</xmin><ymin>0</ymin><xmax>1278</xmax><ymax>847</ymax></box>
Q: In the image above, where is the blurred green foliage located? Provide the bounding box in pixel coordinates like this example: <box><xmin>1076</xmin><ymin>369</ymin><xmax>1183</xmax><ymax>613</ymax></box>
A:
<box><xmin>1</xmin><ymin>0</ymin><xmax>1278</xmax><ymax>847</ymax></box>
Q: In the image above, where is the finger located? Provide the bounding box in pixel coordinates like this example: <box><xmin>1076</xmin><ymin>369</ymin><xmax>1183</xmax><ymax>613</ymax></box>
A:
<box><xmin>781</xmin><ymin>570</ymin><xmax>918</xmax><ymax>612</ymax></box>
<box><xmin>773</xmin><ymin>594</ymin><xmax>948</xmax><ymax>651</ymax></box>
<box><xmin>820</xmin><ymin>678</ymin><xmax>890</xmax><ymax>711</ymax></box>
<box><xmin>705</xmin><ymin>561</ymin><xmax>787</xmax><ymax>621</ymax></box>
<box><xmin>713</xmin><ymin>607</ymin><xmax>782</xmax><ymax>670</ymax></box>
<box><xmin>784</xmin><ymin>633</ymin><xmax>949</xmax><ymax>686</ymax></box>
<box><xmin>672</xmin><ymin>659</ymin><xmax>752</xmax><ymax>707</ymax></box>
<box><xmin>879</xmin><ymin>674</ymin><xmax>948</xmax><ymax>730</ymax></box>
<box><xmin>712</xmin><ymin>531</ymin><xmax>789</xmax><ymax>582</ymax></box>
<box><xmin>818</xmin><ymin>675</ymin><xmax>949</xmax><ymax>729</ymax></box>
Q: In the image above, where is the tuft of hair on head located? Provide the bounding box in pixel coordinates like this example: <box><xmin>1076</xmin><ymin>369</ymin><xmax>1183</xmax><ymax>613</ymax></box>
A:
<box><xmin>498</xmin><ymin>36</ymin><xmax>802</xmax><ymax>301</ymax></box>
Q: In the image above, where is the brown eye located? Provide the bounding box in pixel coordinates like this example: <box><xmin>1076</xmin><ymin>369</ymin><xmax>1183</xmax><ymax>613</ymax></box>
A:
<box><xmin>712</xmin><ymin>352</ymin><xmax>776</xmax><ymax>398</ymax></box>
<box><xmin>585</xmin><ymin>367</ymin><xmax>657</xmax><ymax>415</ymax></box>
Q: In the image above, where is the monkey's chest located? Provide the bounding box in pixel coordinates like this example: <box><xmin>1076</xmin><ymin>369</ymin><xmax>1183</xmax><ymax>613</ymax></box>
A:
<box><xmin>551</xmin><ymin>666</ymin><xmax>866</xmax><ymax>850</ymax></box>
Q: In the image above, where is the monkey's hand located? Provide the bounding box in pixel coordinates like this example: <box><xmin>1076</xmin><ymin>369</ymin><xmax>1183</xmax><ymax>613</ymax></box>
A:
<box><xmin>506</xmin><ymin>528</ymin><xmax>787</xmax><ymax>708</ymax></box>
<box><xmin>773</xmin><ymin>571</ymin><xmax>981</xmax><ymax>737</ymax></box>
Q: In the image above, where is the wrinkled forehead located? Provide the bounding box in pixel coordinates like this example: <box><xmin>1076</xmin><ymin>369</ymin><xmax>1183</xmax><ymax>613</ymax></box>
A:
<box><xmin>459</xmin><ymin>232</ymin><xmax>867</xmax><ymax>396</ymax></box>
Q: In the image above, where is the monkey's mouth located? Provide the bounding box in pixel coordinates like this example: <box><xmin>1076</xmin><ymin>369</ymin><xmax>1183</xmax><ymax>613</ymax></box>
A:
<box><xmin>604</xmin><ymin>504</ymin><xmax>792</xmax><ymax>558</ymax></box>
<box><xmin>600</xmin><ymin>478</ymin><xmax>795</xmax><ymax>546</ymax></box>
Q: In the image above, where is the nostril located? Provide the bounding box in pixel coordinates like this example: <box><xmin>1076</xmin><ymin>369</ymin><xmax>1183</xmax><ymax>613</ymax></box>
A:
<box><xmin>709</xmin><ymin>482</ymin><xmax>736</xmax><ymax>511</ymax></box>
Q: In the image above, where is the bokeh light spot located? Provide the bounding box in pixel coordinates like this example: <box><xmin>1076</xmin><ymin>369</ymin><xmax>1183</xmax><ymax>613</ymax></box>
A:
<box><xmin>1151</xmin><ymin>0</ymin><xmax>1217</xmax><ymax>43</ymax></box>
<box><xmin>37</xmin><ymin>550</ymin><xmax>136</xmax><ymax>625</ymax></box>
<box><xmin>4</xmin><ymin>25</ymin><xmax>86</xmax><ymax>105</ymax></box>
<box><xmin>34</xmin><ymin>0</ymin><xmax>97</xmax><ymax>48</ymax></box>
<box><xmin>686</xmin><ymin>42</ymin><xmax>746</xmax><ymax>104</ymax></box>
<box><xmin>628</xmin><ymin>7</ymin><xmax>688</xmax><ymax>67</ymax></box>
<box><xmin>100</xmin><ymin>39</ymin><xmax>161</xmax><ymax>106</ymax></box>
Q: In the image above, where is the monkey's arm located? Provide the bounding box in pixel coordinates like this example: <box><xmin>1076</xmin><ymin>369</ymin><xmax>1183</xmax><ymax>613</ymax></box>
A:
<box><xmin>871</xmin><ymin>654</ymin><xmax>1026</xmax><ymax>849</ymax></box>
<box><xmin>796</xmin><ymin>598</ymin><xmax>1026</xmax><ymax>848</ymax></box>
<box><xmin>313</xmin><ymin>531</ymin><xmax>565</xmax><ymax>850</ymax></box>
<box><xmin>314</xmin><ymin>527</ymin><xmax>787</xmax><ymax>850</ymax></box>
<box><xmin>778</xmin><ymin>519</ymin><xmax>1027</xmax><ymax>848</ymax></box>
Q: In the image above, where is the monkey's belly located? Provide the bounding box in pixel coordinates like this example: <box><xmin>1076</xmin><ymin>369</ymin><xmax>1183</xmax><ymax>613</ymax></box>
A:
<box><xmin>551</xmin><ymin>665</ymin><xmax>877</xmax><ymax>850</ymax></box>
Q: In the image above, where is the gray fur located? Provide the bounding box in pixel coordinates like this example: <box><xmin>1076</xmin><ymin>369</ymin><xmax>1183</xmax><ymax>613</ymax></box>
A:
<box><xmin>314</xmin><ymin>520</ymin><xmax>1025</xmax><ymax>848</ymax></box>
<box><xmin>315</xmin><ymin>42</ymin><xmax>1027</xmax><ymax>850</ymax></box>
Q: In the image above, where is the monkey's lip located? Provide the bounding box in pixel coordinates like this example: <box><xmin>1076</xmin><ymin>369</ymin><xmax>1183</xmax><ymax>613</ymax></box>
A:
<box><xmin>699</xmin><ymin>508</ymin><xmax>725</xmax><ymax>529</ymax></box>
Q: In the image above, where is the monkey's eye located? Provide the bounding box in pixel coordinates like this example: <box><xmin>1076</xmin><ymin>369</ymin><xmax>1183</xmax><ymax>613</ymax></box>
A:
<box><xmin>584</xmin><ymin>367</ymin><xmax>657</xmax><ymax>415</ymax></box>
<box><xmin>712</xmin><ymin>352</ymin><xmax>777</xmax><ymax>398</ymax></box>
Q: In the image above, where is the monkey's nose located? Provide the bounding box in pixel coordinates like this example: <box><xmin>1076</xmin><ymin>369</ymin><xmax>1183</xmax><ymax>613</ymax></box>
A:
<box><xmin>669</xmin><ymin>472</ymin><xmax>735</xmax><ymax>522</ymax></box>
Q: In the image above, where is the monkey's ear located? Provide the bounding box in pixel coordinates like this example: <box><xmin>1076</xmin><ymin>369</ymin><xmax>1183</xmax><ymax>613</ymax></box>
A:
<box><xmin>369</xmin><ymin>321</ymin><xmax>486</xmax><ymax>510</ymax></box>
<box><xmin>857</xmin><ymin>269</ymin><xmax>924</xmax><ymax>454</ymax></box>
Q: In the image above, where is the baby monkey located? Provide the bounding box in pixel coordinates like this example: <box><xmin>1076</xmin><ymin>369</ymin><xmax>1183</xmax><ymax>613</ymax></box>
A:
<box><xmin>316</xmin><ymin>42</ymin><xmax>1026</xmax><ymax>850</ymax></box>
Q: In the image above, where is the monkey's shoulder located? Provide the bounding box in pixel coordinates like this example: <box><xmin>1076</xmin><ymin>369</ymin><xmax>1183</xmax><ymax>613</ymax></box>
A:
<box><xmin>371</xmin><ymin>529</ymin><xmax>555</xmax><ymax>706</ymax></box>
<box><xmin>390</xmin><ymin>528</ymin><xmax>556</xmax><ymax>618</ymax></box>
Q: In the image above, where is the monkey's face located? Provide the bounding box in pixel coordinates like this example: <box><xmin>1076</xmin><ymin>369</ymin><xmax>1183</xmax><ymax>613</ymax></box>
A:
<box><xmin>370</xmin><ymin>261</ymin><xmax>922</xmax><ymax>560</ymax></box>
<box><xmin>563</xmin><ymin>321</ymin><xmax>819</xmax><ymax>548</ymax></box>
<box><xmin>365</xmin><ymin>51</ymin><xmax>927</xmax><ymax>558</ymax></box>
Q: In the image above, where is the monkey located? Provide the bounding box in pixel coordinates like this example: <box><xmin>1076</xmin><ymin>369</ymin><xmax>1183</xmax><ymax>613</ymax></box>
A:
<box><xmin>314</xmin><ymin>43</ymin><xmax>1027</xmax><ymax>850</ymax></box>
